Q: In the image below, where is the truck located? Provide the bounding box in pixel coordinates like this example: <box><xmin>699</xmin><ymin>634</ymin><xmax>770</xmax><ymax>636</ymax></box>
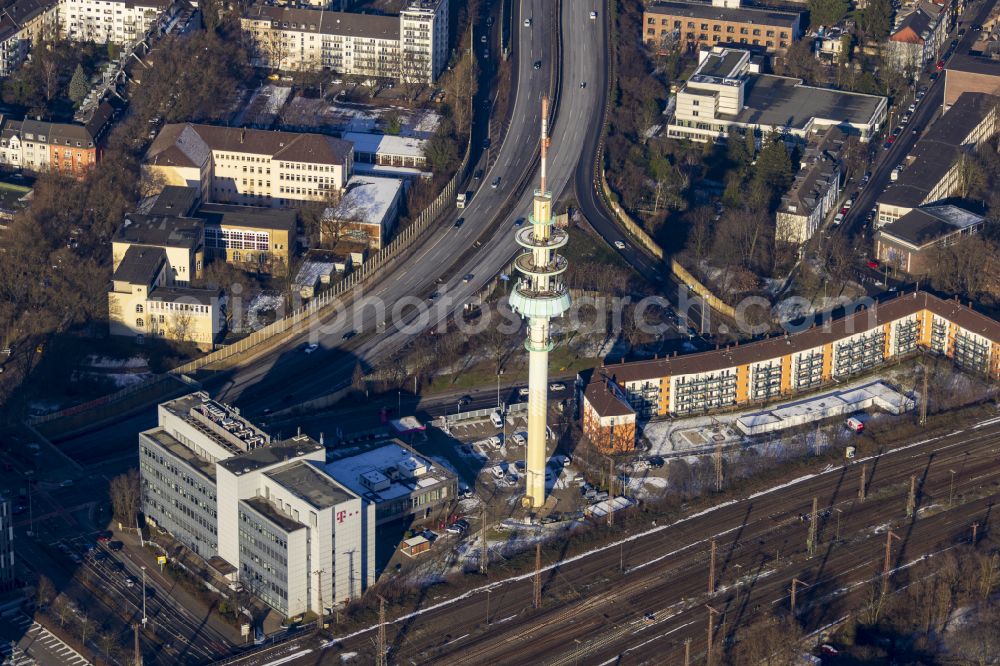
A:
<box><xmin>846</xmin><ymin>415</ymin><xmax>867</xmax><ymax>433</ymax></box>
<box><xmin>456</xmin><ymin>192</ymin><xmax>467</xmax><ymax>208</ymax></box>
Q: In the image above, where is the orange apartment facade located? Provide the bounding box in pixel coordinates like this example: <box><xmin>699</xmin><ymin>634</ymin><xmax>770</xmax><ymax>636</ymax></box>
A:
<box><xmin>642</xmin><ymin>0</ymin><xmax>801</xmax><ymax>56</ymax></box>
<box><xmin>0</xmin><ymin>102</ymin><xmax>114</xmax><ymax>178</ymax></box>
<box><xmin>582</xmin><ymin>291</ymin><xmax>1000</xmax><ymax>447</ymax></box>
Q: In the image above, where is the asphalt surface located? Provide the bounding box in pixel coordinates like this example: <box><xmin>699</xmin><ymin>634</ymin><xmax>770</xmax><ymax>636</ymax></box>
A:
<box><xmin>204</xmin><ymin>0</ymin><xmax>607</xmax><ymax>418</ymax></box>
<box><xmin>258</xmin><ymin>412</ymin><xmax>1000</xmax><ymax>665</ymax></box>
<box><xmin>838</xmin><ymin>0</ymin><xmax>995</xmax><ymax>242</ymax></box>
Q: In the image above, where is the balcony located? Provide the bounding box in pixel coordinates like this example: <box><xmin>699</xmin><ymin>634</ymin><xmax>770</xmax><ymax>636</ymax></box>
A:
<box><xmin>513</xmin><ymin>252</ymin><xmax>568</xmax><ymax>278</ymax></box>
<box><xmin>515</xmin><ymin>226</ymin><xmax>568</xmax><ymax>251</ymax></box>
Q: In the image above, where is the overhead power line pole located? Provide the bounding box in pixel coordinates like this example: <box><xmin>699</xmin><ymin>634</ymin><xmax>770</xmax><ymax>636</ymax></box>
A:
<box><xmin>790</xmin><ymin>578</ymin><xmax>808</xmax><ymax>616</ymax></box>
<box><xmin>906</xmin><ymin>475</ymin><xmax>917</xmax><ymax>519</ymax></box>
<box><xmin>807</xmin><ymin>497</ymin><xmax>818</xmax><ymax>556</ymax></box>
<box><xmin>376</xmin><ymin>596</ymin><xmax>387</xmax><ymax>666</ymax></box>
<box><xmin>882</xmin><ymin>530</ymin><xmax>901</xmax><ymax>597</ymax></box>
<box><xmin>533</xmin><ymin>543</ymin><xmax>542</xmax><ymax>609</ymax></box>
<box><xmin>859</xmin><ymin>465</ymin><xmax>867</xmax><ymax>502</ymax></box>
<box><xmin>708</xmin><ymin>539</ymin><xmax>717</xmax><ymax>595</ymax></box>
<box><xmin>706</xmin><ymin>605</ymin><xmax>720</xmax><ymax>666</ymax></box>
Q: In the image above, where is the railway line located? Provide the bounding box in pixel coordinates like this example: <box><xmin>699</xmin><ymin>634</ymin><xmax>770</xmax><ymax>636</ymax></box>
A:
<box><xmin>310</xmin><ymin>415</ymin><xmax>1000</xmax><ymax>665</ymax></box>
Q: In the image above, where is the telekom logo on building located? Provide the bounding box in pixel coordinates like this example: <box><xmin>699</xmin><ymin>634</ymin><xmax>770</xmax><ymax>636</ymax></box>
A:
<box><xmin>337</xmin><ymin>510</ymin><xmax>346</xmax><ymax>524</ymax></box>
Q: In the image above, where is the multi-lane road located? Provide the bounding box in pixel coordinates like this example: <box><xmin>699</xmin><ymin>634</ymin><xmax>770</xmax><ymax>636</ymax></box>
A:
<box><xmin>246</xmin><ymin>413</ymin><xmax>1000</xmax><ymax>665</ymax></box>
<box><xmin>209</xmin><ymin>0</ymin><xmax>609</xmax><ymax>417</ymax></box>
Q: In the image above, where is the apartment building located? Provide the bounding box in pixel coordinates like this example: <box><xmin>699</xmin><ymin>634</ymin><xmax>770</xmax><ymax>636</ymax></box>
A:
<box><xmin>0</xmin><ymin>106</ymin><xmax>115</xmax><ymax>177</ymax></box>
<box><xmin>59</xmin><ymin>0</ymin><xmax>174</xmax><ymax>44</ymax></box>
<box><xmin>885</xmin><ymin>0</ymin><xmax>948</xmax><ymax>75</ymax></box>
<box><xmin>582</xmin><ymin>291</ymin><xmax>1000</xmax><ymax>447</ymax></box>
<box><xmin>241</xmin><ymin>0</ymin><xmax>448</xmax><ymax>84</ymax></box>
<box><xmin>144</xmin><ymin>124</ymin><xmax>353</xmax><ymax>207</ymax></box>
<box><xmin>876</xmin><ymin>92</ymin><xmax>999</xmax><ymax>226</ymax></box>
<box><xmin>643</xmin><ymin>0</ymin><xmax>801</xmax><ymax>56</ymax></box>
<box><xmin>0</xmin><ymin>0</ymin><xmax>58</xmax><ymax>76</ymax></box>
<box><xmin>667</xmin><ymin>47</ymin><xmax>887</xmax><ymax>143</ymax></box>
<box><xmin>875</xmin><ymin>205</ymin><xmax>985</xmax><ymax>274</ymax></box>
<box><xmin>581</xmin><ymin>380</ymin><xmax>637</xmax><ymax>455</ymax></box>
<box><xmin>140</xmin><ymin>392</ymin><xmax>376</xmax><ymax>616</ymax></box>
<box><xmin>775</xmin><ymin>126</ymin><xmax>844</xmax><ymax>244</ymax></box>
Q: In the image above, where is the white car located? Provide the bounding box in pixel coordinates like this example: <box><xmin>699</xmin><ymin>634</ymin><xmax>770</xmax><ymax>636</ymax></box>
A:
<box><xmin>518</xmin><ymin>387</ymin><xmax>530</xmax><ymax>397</ymax></box>
<box><xmin>524</xmin><ymin>18</ymin><xmax>531</xmax><ymax>27</ymax></box>
<box><xmin>590</xmin><ymin>11</ymin><xmax>598</xmax><ymax>19</ymax></box>
<box><xmin>833</xmin><ymin>213</ymin><xmax>844</xmax><ymax>225</ymax></box>
<box><xmin>614</xmin><ymin>240</ymin><xmax>626</xmax><ymax>250</ymax></box>
<box><xmin>303</xmin><ymin>343</ymin><xmax>319</xmax><ymax>354</ymax></box>
<box><xmin>548</xmin><ymin>382</ymin><xmax>566</xmax><ymax>391</ymax></box>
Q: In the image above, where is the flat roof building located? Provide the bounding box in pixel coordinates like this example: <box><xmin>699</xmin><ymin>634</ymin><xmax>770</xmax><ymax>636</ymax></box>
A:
<box><xmin>141</xmin><ymin>392</ymin><xmax>376</xmax><ymax>617</ymax></box>
<box><xmin>643</xmin><ymin>0</ymin><xmax>801</xmax><ymax>56</ymax></box>
<box><xmin>875</xmin><ymin>205</ymin><xmax>985</xmax><ymax>274</ymax></box>
<box><xmin>876</xmin><ymin>92</ymin><xmax>999</xmax><ymax>226</ymax></box>
<box><xmin>321</xmin><ymin>175</ymin><xmax>403</xmax><ymax>250</ymax></box>
<box><xmin>324</xmin><ymin>440</ymin><xmax>456</xmax><ymax>526</ymax></box>
<box><xmin>667</xmin><ymin>47</ymin><xmax>887</xmax><ymax>143</ymax></box>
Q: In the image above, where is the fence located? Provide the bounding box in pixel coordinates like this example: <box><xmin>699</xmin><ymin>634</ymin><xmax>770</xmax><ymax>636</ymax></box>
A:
<box><xmin>590</xmin><ymin>2</ymin><xmax>737</xmax><ymax>323</ymax></box>
<box><xmin>169</xmin><ymin>139</ymin><xmax>475</xmax><ymax>377</ymax></box>
<box><xmin>433</xmin><ymin>400</ymin><xmax>528</xmax><ymax>427</ymax></box>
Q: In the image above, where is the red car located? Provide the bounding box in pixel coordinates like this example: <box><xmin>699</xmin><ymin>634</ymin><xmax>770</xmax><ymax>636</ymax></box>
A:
<box><xmin>887</xmin><ymin>136</ymin><xmax>896</xmax><ymax>144</ymax></box>
<box><xmin>839</xmin><ymin>207</ymin><xmax>848</xmax><ymax>215</ymax></box>
<box><xmin>867</xmin><ymin>259</ymin><xmax>879</xmax><ymax>269</ymax></box>
<box><xmin>936</xmin><ymin>60</ymin><xmax>945</xmax><ymax>70</ymax></box>
<box><xmin>96</xmin><ymin>531</ymin><xmax>113</xmax><ymax>543</ymax></box>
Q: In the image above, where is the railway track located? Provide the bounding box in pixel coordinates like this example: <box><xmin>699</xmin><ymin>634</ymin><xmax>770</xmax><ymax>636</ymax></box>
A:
<box><xmin>315</xmin><ymin>417</ymin><xmax>1000</xmax><ymax>665</ymax></box>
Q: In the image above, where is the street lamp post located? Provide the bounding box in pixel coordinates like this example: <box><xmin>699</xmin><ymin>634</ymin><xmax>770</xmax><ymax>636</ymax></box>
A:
<box><xmin>141</xmin><ymin>566</ymin><xmax>147</xmax><ymax>626</ymax></box>
<box><xmin>25</xmin><ymin>471</ymin><xmax>33</xmax><ymax>538</ymax></box>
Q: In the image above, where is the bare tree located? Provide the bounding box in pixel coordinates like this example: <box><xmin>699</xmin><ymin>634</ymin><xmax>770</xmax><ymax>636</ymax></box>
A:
<box><xmin>54</xmin><ymin>598</ymin><xmax>72</xmax><ymax>628</ymax></box>
<box><xmin>78</xmin><ymin>615</ymin><xmax>93</xmax><ymax>644</ymax></box>
<box><xmin>109</xmin><ymin>469</ymin><xmax>141</xmax><ymax>528</ymax></box>
<box><xmin>36</xmin><ymin>575</ymin><xmax>56</xmax><ymax>608</ymax></box>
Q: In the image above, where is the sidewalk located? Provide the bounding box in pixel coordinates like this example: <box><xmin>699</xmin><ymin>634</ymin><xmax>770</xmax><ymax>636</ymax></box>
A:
<box><xmin>113</xmin><ymin>530</ymin><xmax>247</xmax><ymax>645</ymax></box>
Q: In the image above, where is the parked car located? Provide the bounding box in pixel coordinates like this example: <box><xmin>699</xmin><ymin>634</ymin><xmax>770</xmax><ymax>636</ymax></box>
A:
<box><xmin>590</xmin><ymin>10</ymin><xmax>597</xmax><ymax>19</ymax></box>
<box><xmin>512</xmin><ymin>431</ymin><xmax>528</xmax><ymax>446</ymax></box>
<box><xmin>833</xmin><ymin>213</ymin><xmax>844</xmax><ymax>225</ymax></box>
<box><xmin>936</xmin><ymin>60</ymin><xmax>945</xmax><ymax>70</ymax></box>
<box><xmin>647</xmin><ymin>455</ymin><xmax>665</xmax><ymax>468</ymax></box>
<box><xmin>548</xmin><ymin>382</ymin><xmax>566</xmax><ymax>391</ymax></box>
<box><xmin>446</xmin><ymin>522</ymin><xmax>467</xmax><ymax>535</ymax></box>
<box><xmin>108</xmin><ymin>541</ymin><xmax>124</xmax><ymax>552</ymax></box>
<box><xmin>303</xmin><ymin>343</ymin><xmax>318</xmax><ymax>354</ymax></box>
<box><xmin>614</xmin><ymin>240</ymin><xmax>626</xmax><ymax>250</ymax></box>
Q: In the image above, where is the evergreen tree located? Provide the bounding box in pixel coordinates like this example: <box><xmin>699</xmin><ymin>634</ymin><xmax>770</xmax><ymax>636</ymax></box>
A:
<box><xmin>807</xmin><ymin>0</ymin><xmax>850</xmax><ymax>28</ymax></box>
<box><xmin>69</xmin><ymin>65</ymin><xmax>89</xmax><ymax>106</ymax></box>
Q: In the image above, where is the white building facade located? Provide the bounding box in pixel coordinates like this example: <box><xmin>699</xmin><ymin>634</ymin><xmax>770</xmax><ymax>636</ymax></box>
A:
<box><xmin>140</xmin><ymin>393</ymin><xmax>376</xmax><ymax>617</ymax></box>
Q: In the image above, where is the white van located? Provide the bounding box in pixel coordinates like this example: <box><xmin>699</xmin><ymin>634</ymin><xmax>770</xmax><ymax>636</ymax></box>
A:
<box><xmin>512</xmin><ymin>431</ymin><xmax>527</xmax><ymax>446</ymax></box>
<box><xmin>846</xmin><ymin>416</ymin><xmax>865</xmax><ymax>433</ymax></box>
<box><xmin>489</xmin><ymin>410</ymin><xmax>503</xmax><ymax>428</ymax></box>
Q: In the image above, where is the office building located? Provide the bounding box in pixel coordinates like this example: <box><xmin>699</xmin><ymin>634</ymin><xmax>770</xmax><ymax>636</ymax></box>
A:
<box><xmin>324</xmin><ymin>440</ymin><xmax>456</xmax><ymax>526</ymax></box>
<box><xmin>667</xmin><ymin>47</ymin><xmax>887</xmax><ymax>143</ymax></box>
<box><xmin>140</xmin><ymin>392</ymin><xmax>376</xmax><ymax>616</ymax></box>
<box><xmin>643</xmin><ymin>0</ymin><xmax>801</xmax><ymax>56</ymax></box>
<box><xmin>144</xmin><ymin>123</ymin><xmax>353</xmax><ymax>207</ymax></box>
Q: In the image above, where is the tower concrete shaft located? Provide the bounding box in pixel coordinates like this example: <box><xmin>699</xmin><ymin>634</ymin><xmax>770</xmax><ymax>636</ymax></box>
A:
<box><xmin>509</xmin><ymin>96</ymin><xmax>570</xmax><ymax>509</ymax></box>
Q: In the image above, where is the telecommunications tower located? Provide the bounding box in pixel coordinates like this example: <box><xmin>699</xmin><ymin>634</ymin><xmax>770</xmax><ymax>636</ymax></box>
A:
<box><xmin>509</xmin><ymin>96</ymin><xmax>570</xmax><ymax>509</ymax></box>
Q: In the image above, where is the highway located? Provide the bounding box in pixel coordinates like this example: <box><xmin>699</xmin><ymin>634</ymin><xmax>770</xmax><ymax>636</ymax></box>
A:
<box><xmin>202</xmin><ymin>0</ymin><xmax>607</xmax><ymax>418</ymax></box>
<box><xmin>251</xmin><ymin>414</ymin><xmax>1000</xmax><ymax>665</ymax></box>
